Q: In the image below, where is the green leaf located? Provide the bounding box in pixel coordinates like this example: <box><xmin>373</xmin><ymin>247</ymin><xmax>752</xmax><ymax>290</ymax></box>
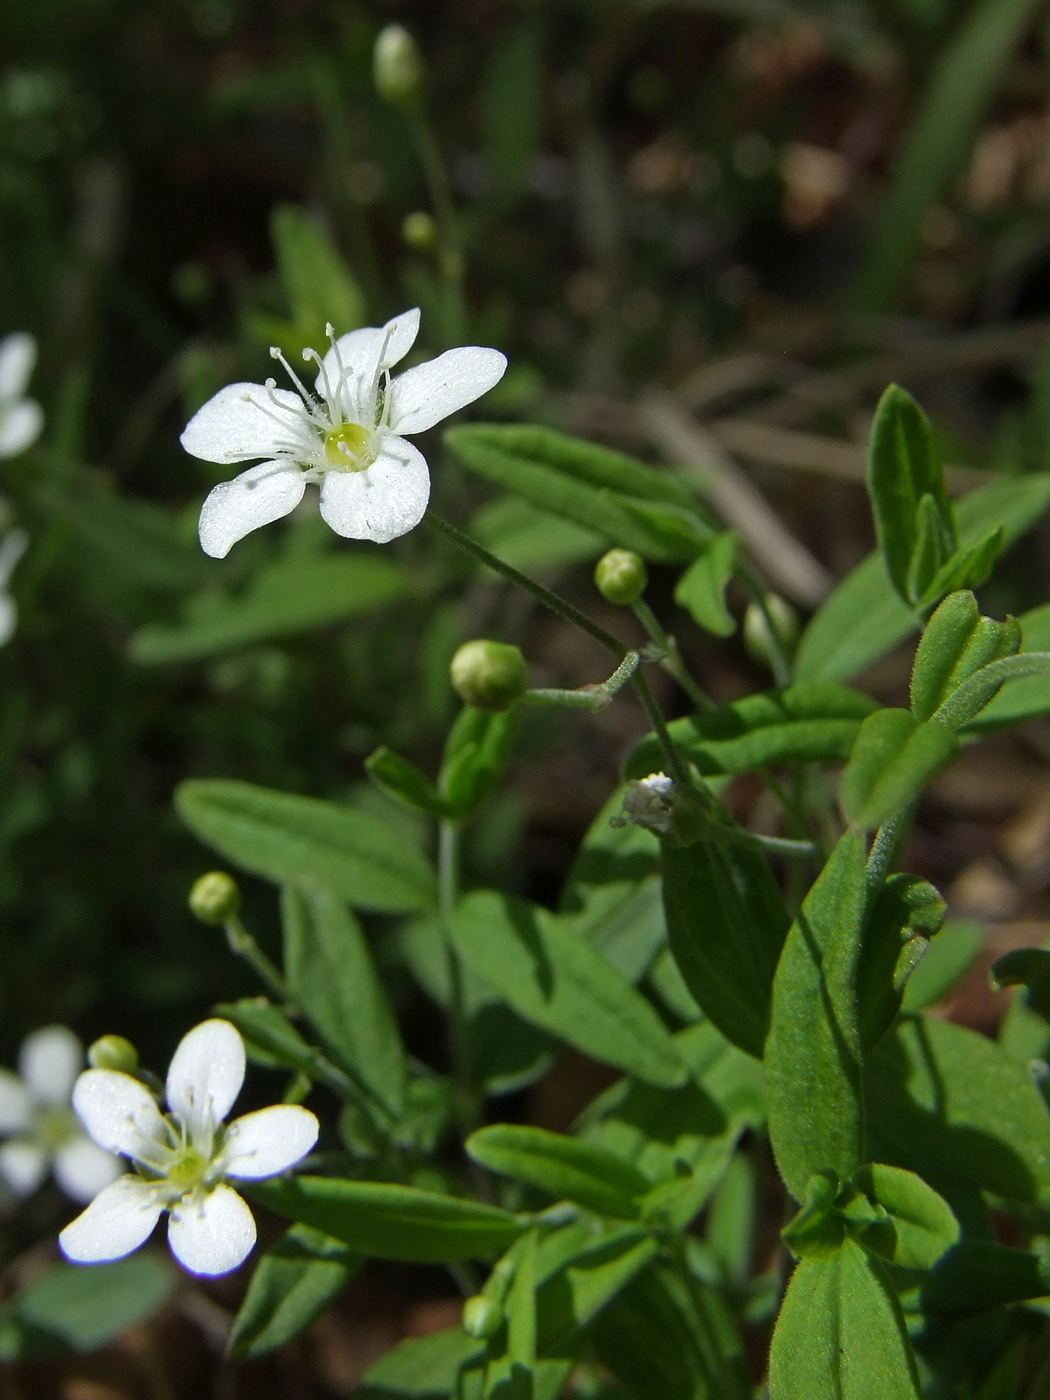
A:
<box><xmin>916</xmin><ymin>523</ymin><xmax>1004</xmax><ymax>607</ymax></box>
<box><xmin>448</xmin><ymin>890</ymin><xmax>686</xmax><ymax>1088</ymax></box>
<box><xmin>922</xmin><ymin>1241</ymin><xmax>1050</xmax><ymax>1314</ymax></box>
<box><xmin>966</xmin><ymin>601</ymin><xmax>1050</xmax><ymax>730</ymax></box>
<box><xmin>0</xmin><ymin>1254</ymin><xmax>176</xmax><ymax>1360</ymax></box>
<box><xmin>910</xmin><ymin>591</ymin><xmax>1022</xmax><ymax>721</ymax></box>
<box><xmin>673</xmin><ymin>532</ymin><xmax>739</xmax><ymax>636</ymax></box>
<box><xmin>853</xmin><ymin>1164</ymin><xmax>960</xmax><ymax>1270</ymax></box>
<box><xmin>359</xmin><ymin>1327</ymin><xmax>477</xmax><ymax>1399</ymax></box>
<box><xmin>840</xmin><ymin>709</ymin><xmax>957</xmax><ymax>830</ymax></box>
<box><xmin>271</xmin><ymin>202</ymin><xmax>365</xmax><ymax>345</ymax></box>
<box><xmin>366</xmin><ymin>746</ymin><xmax>447</xmax><ymax>817</ymax></box>
<box><xmin>901</xmin><ymin>920</ymin><xmax>983</xmax><ymax>1012</ymax></box>
<box><xmin>176</xmin><ymin>779</ymin><xmax>436</xmax><ymax>913</ymax></box>
<box><xmin>481</xmin><ymin>20</ymin><xmax>543</xmax><ymax>206</ymax></box>
<box><xmin>470</xmin><ymin>496</ymin><xmax>604</xmax><ymax>572</ymax></box>
<box><xmin>439</xmin><ymin>707</ymin><xmax>516</xmax><ymax>820</ymax></box>
<box><xmin>661</xmin><ymin>832</ymin><xmax>789</xmax><ymax>1059</ymax></box>
<box><xmin>904</xmin><ymin>492</ymin><xmax>955</xmax><ymax>605</ymax></box>
<box><xmin>282</xmin><ymin>883</ymin><xmax>406</xmax><ymax>1118</ymax></box>
<box><xmin>213</xmin><ymin>997</ymin><xmax>319</xmax><ymax>1076</ymax></box>
<box><xmin>130</xmin><ymin>554</ymin><xmax>409</xmax><ymax>664</ymax></box>
<box><xmin>990</xmin><ymin>946</ymin><xmax>1050</xmax><ymax>1022</ymax></box>
<box><xmin>467</xmin><ymin>1125</ymin><xmax>651</xmax><ymax>1220</ymax></box>
<box><xmin>768</xmin><ymin>1241</ymin><xmax>921</xmax><ymax>1399</ymax></box>
<box><xmin>625</xmin><ymin>683</ymin><xmax>877</xmax><ymax>780</ymax></box>
<box><xmin>446</xmin><ymin>424</ymin><xmax>712</xmax><ymax>563</ymax></box>
<box><xmin>228</xmin><ymin>1225</ymin><xmax>360</xmax><ymax>1360</ymax></box>
<box><xmin>534</xmin><ymin>1223</ymin><xmax>660</xmax><ymax>1355</ymax></box>
<box><xmin>766</xmin><ymin>832</ymin><xmax>867</xmax><ymax>1202</ymax></box>
<box><xmin>856</xmin><ymin>0</ymin><xmax>1044</xmax><ymax>311</ymax></box>
<box><xmin>249</xmin><ymin>1177</ymin><xmax>524</xmax><ymax>1263</ymax></box>
<box><xmin>856</xmin><ymin>873</ymin><xmax>946</xmax><ymax>1050</ymax></box>
<box><xmin>867</xmin><ymin>1016</ymin><xmax>1050</xmax><ymax>1207</ymax></box>
<box><xmin>794</xmin><ymin>474</ymin><xmax>1050</xmax><ymax>684</ymax></box>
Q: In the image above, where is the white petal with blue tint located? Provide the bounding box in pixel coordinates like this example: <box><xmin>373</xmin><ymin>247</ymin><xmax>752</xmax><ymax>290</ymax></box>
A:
<box><xmin>168</xmin><ymin>1183</ymin><xmax>256</xmax><ymax>1275</ymax></box>
<box><xmin>180</xmin><ymin>383</ymin><xmax>307</xmax><ymax>464</ymax></box>
<box><xmin>54</xmin><ymin>1136</ymin><xmax>123</xmax><ymax>1204</ymax></box>
<box><xmin>319</xmin><ymin>437</ymin><xmax>430</xmax><ymax>543</ymax></box>
<box><xmin>389</xmin><ymin>347</ymin><xmax>506</xmax><ymax>436</ymax></box>
<box><xmin>165</xmin><ymin>1019</ymin><xmax>244</xmax><ymax>1142</ymax></box>
<box><xmin>59</xmin><ymin>1176</ymin><xmax>164</xmax><ymax>1263</ymax></box>
<box><xmin>198</xmin><ymin>461</ymin><xmax>306</xmax><ymax>560</ymax></box>
<box><xmin>222</xmin><ymin>1105</ymin><xmax>318</xmax><ymax>1179</ymax></box>
<box><xmin>0</xmin><ymin>1140</ymin><xmax>48</xmax><ymax>1196</ymax></box>
<box><xmin>72</xmin><ymin>1070</ymin><xmax>167</xmax><ymax>1159</ymax></box>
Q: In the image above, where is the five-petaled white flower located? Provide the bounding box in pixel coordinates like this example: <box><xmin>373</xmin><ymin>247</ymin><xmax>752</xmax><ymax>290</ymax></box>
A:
<box><xmin>0</xmin><ymin>333</ymin><xmax>44</xmax><ymax>459</ymax></box>
<box><xmin>59</xmin><ymin>1019</ymin><xmax>318</xmax><ymax>1276</ymax></box>
<box><xmin>0</xmin><ymin>1026</ymin><xmax>121</xmax><ymax>1204</ymax></box>
<box><xmin>180</xmin><ymin>309</ymin><xmax>506</xmax><ymax>558</ymax></box>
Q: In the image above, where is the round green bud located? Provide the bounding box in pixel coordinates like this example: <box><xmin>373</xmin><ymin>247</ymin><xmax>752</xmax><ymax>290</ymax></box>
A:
<box><xmin>402</xmin><ymin>210</ymin><xmax>437</xmax><ymax>251</ymax></box>
<box><xmin>450</xmin><ymin>640</ymin><xmax>528</xmax><ymax>712</ymax></box>
<box><xmin>88</xmin><ymin>1035</ymin><xmax>139</xmax><ymax>1074</ymax></box>
<box><xmin>373</xmin><ymin>25</ymin><xmax>425</xmax><ymax>107</ymax></box>
<box><xmin>188</xmin><ymin>870</ymin><xmax>241</xmax><ymax>925</ymax></box>
<box><xmin>743</xmin><ymin>593</ymin><xmax>799</xmax><ymax>668</ymax></box>
<box><xmin>594</xmin><ymin>548</ymin><xmax>648</xmax><ymax>605</ymax></box>
<box><xmin>462</xmin><ymin>1294</ymin><xmax>502</xmax><ymax>1340</ymax></box>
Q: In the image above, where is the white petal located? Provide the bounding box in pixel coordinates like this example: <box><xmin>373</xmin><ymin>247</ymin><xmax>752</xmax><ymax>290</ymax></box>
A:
<box><xmin>0</xmin><ymin>1140</ymin><xmax>48</xmax><ymax>1196</ymax></box>
<box><xmin>72</xmin><ymin>1070</ymin><xmax>166</xmax><ymax>1160</ymax></box>
<box><xmin>0</xmin><ymin>400</ymin><xmax>43</xmax><ymax>458</ymax></box>
<box><xmin>180</xmin><ymin>382</ymin><xmax>309</xmax><ymax>464</ymax></box>
<box><xmin>168</xmin><ymin>1183</ymin><xmax>255</xmax><ymax>1275</ymax></box>
<box><xmin>0</xmin><ymin>1070</ymin><xmax>32</xmax><ymax>1134</ymax></box>
<box><xmin>166</xmin><ymin>1019</ymin><xmax>244</xmax><ymax>1141</ymax></box>
<box><xmin>59</xmin><ymin>1175</ymin><xmax>163</xmax><ymax>1263</ymax></box>
<box><xmin>222</xmin><ymin>1105</ymin><xmax>318</xmax><ymax>1179</ymax></box>
<box><xmin>319</xmin><ymin>309</ymin><xmax>421</xmax><ymax>421</ymax></box>
<box><xmin>0</xmin><ymin>333</ymin><xmax>36</xmax><ymax>402</ymax></box>
<box><xmin>388</xmin><ymin>347</ymin><xmax>507</xmax><ymax>436</ymax></box>
<box><xmin>54</xmin><ymin>1135</ymin><xmax>123</xmax><ymax>1203</ymax></box>
<box><xmin>19</xmin><ymin>1025</ymin><xmax>82</xmax><ymax>1105</ymax></box>
<box><xmin>318</xmin><ymin>438</ymin><xmax>429</xmax><ymax>544</ymax></box>
<box><xmin>198</xmin><ymin>461</ymin><xmax>306</xmax><ymax>560</ymax></box>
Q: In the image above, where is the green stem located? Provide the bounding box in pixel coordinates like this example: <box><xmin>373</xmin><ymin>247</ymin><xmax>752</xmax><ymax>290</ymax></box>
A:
<box><xmin>439</xmin><ymin>818</ymin><xmax>479</xmax><ymax>1134</ymax></box>
<box><xmin>631</xmin><ymin>599</ymin><xmax>714</xmax><ymax>712</ymax></box>
<box><xmin>631</xmin><ymin>668</ymin><xmax>692</xmax><ymax>789</ymax></box>
<box><xmin>523</xmin><ymin>651</ymin><xmax>640</xmax><ymax>711</ymax></box>
<box><xmin>224</xmin><ymin>914</ymin><xmax>292</xmax><ymax>1006</ymax></box>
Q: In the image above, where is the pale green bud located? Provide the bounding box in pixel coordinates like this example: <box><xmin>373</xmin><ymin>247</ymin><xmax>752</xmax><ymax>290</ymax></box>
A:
<box><xmin>402</xmin><ymin>210</ymin><xmax>437</xmax><ymax>250</ymax></box>
<box><xmin>88</xmin><ymin>1035</ymin><xmax>139</xmax><ymax>1074</ymax></box>
<box><xmin>462</xmin><ymin>1294</ymin><xmax>502</xmax><ymax>1340</ymax></box>
<box><xmin>594</xmin><ymin>549</ymin><xmax>648</xmax><ymax>606</ymax></box>
<box><xmin>743</xmin><ymin>593</ymin><xmax>799</xmax><ymax>667</ymax></box>
<box><xmin>374</xmin><ymin>25</ymin><xmax>425</xmax><ymax>107</ymax></box>
<box><xmin>450</xmin><ymin>640</ymin><xmax>527</xmax><ymax>712</ymax></box>
<box><xmin>188</xmin><ymin>870</ymin><xmax>241</xmax><ymax>925</ymax></box>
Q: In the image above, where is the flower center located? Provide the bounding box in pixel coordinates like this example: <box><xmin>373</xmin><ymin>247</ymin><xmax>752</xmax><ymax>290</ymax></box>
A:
<box><xmin>323</xmin><ymin>421</ymin><xmax>372</xmax><ymax>469</ymax></box>
<box><xmin>166</xmin><ymin>1148</ymin><xmax>210</xmax><ymax>1193</ymax></box>
<box><xmin>36</xmin><ymin>1106</ymin><xmax>77</xmax><ymax>1151</ymax></box>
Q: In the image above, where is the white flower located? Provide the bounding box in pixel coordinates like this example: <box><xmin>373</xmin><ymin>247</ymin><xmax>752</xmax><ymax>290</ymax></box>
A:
<box><xmin>0</xmin><ymin>1026</ymin><xmax>121</xmax><ymax>1204</ymax></box>
<box><xmin>59</xmin><ymin>1018</ymin><xmax>318</xmax><ymax>1276</ymax></box>
<box><xmin>0</xmin><ymin>527</ymin><xmax>28</xmax><ymax>647</ymax></box>
<box><xmin>616</xmin><ymin>772</ymin><xmax>676</xmax><ymax>835</ymax></box>
<box><xmin>0</xmin><ymin>334</ymin><xmax>44</xmax><ymax>459</ymax></box>
<box><xmin>180</xmin><ymin>309</ymin><xmax>506</xmax><ymax>558</ymax></box>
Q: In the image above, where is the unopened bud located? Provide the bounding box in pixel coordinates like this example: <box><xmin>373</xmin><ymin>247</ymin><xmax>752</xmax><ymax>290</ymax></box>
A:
<box><xmin>188</xmin><ymin>870</ymin><xmax>240</xmax><ymax>925</ymax></box>
<box><xmin>462</xmin><ymin>1294</ymin><xmax>502</xmax><ymax>1340</ymax></box>
<box><xmin>743</xmin><ymin>593</ymin><xmax>799</xmax><ymax>668</ymax></box>
<box><xmin>402</xmin><ymin>211</ymin><xmax>437</xmax><ymax>250</ymax></box>
<box><xmin>374</xmin><ymin>25</ymin><xmax>425</xmax><ymax>107</ymax></box>
<box><xmin>88</xmin><ymin>1035</ymin><xmax>139</xmax><ymax>1074</ymax></box>
<box><xmin>450</xmin><ymin>640</ymin><xmax>527</xmax><ymax>712</ymax></box>
<box><xmin>594</xmin><ymin>549</ymin><xmax>648</xmax><ymax>606</ymax></box>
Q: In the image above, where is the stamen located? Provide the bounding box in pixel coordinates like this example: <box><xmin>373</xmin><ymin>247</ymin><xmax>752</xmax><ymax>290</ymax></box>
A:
<box><xmin>302</xmin><ymin>346</ymin><xmax>337</xmax><ymax>414</ymax></box>
<box><xmin>365</xmin><ymin>321</ymin><xmax>397</xmax><ymax>422</ymax></box>
<box><xmin>269</xmin><ymin>346</ymin><xmax>317</xmax><ymax>408</ymax></box>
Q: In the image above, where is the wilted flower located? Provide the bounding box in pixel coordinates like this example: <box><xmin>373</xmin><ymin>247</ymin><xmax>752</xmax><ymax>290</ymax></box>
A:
<box><xmin>0</xmin><ymin>1027</ymin><xmax>121</xmax><ymax>1204</ymax></box>
<box><xmin>180</xmin><ymin>309</ymin><xmax>506</xmax><ymax>558</ymax></box>
<box><xmin>0</xmin><ymin>334</ymin><xmax>43</xmax><ymax>459</ymax></box>
<box><xmin>60</xmin><ymin>1018</ymin><xmax>318</xmax><ymax>1276</ymax></box>
<box><xmin>615</xmin><ymin>771</ymin><xmax>676</xmax><ymax>836</ymax></box>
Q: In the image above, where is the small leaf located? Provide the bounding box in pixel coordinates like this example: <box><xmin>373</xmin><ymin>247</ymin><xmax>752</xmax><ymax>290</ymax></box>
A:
<box><xmin>853</xmin><ymin>1164</ymin><xmax>960</xmax><ymax>1270</ymax></box>
<box><xmin>359</xmin><ymin>1326</ymin><xmax>477</xmax><ymax>1399</ymax></box>
<box><xmin>916</xmin><ymin>523</ymin><xmax>1004</xmax><ymax>607</ymax></box>
<box><xmin>438</xmin><ymin>707</ymin><xmax>516</xmax><ymax>820</ymax></box>
<box><xmin>910</xmin><ymin>591</ymin><xmax>1021</xmax><ymax>721</ymax></box>
<box><xmin>249</xmin><ymin>1177</ymin><xmax>524</xmax><ymax>1263</ymax></box>
<box><xmin>840</xmin><ymin>709</ymin><xmax>957</xmax><ymax>830</ymax></box>
<box><xmin>282</xmin><ymin>884</ymin><xmax>406</xmax><ymax>1118</ymax></box>
<box><xmin>176</xmin><ymin>779</ymin><xmax>436</xmax><ymax>913</ymax></box>
<box><xmin>467</xmin><ymin>1125</ymin><xmax>651</xmax><ymax>1220</ymax></box>
<box><xmin>481</xmin><ymin>20</ymin><xmax>543</xmax><ymax>207</ymax></box>
<box><xmin>229</xmin><ymin>1225</ymin><xmax>359</xmax><ymax>1360</ymax></box>
<box><xmin>673</xmin><ymin>532</ymin><xmax>739</xmax><ymax>636</ymax></box>
<box><xmin>366</xmin><ymin>747</ymin><xmax>447</xmax><ymax>816</ymax></box>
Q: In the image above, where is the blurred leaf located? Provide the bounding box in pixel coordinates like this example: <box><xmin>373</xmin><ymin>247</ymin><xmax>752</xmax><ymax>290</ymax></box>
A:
<box><xmin>840</xmin><ymin>708</ymin><xmax>957</xmax><ymax>830</ymax></box>
<box><xmin>229</xmin><ymin>1225</ymin><xmax>360</xmax><ymax>1360</ymax></box>
<box><xmin>673</xmin><ymin>531</ymin><xmax>739</xmax><ymax>636</ymax></box>
<box><xmin>176</xmin><ymin>779</ymin><xmax>436</xmax><ymax>913</ymax></box>
<box><xmin>467</xmin><ymin>1125</ymin><xmax>651</xmax><ymax>1219</ymax></box>
<box><xmin>965</xmin><ymin>602</ymin><xmax>1050</xmax><ymax>730</ymax></box>
<box><xmin>482</xmin><ymin>20</ymin><xmax>543</xmax><ymax>207</ymax></box>
<box><xmin>130</xmin><ymin>554</ymin><xmax>409</xmax><ymax>664</ymax></box>
<box><xmin>359</xmin><ymin>1327</ymin><xmax>478</xmax><ymax>1399</ymax></box>
<box><xmin>366</xmin><ymin>746</ymin><xmax>447</xmax><ymax>816</ymax></box>
<box><xmin>901</xmin><ymin>920</ymin><xmax>983</xmax><ymax>1011</ymax></box>
<box><xmin>250</xmin><ymin>1177</ymin><xmax>524</xmax><ymax>1262</ymax></box>
<box><xmin>269</xmin><ymin>202</ymin><xmax>365</xmax><ymax>349</ymax></box>
<box><xmin>857</xmin><ymin>874</ymin><xmax>946</xmax><ymax>1050</ymax></box>
<box><xmin>990</xmin><ymin>946</ymin><xmax>1050</xmax><ymax>1022</ymax></box>
<box><xmin>922</xmin><ymin>1240</ymin><xmax>1050</xmax><ymax>1314</ymax></box>
<box><xmin>470</xmin><ymin>496</ymin><xmax>604</xmax><ymax>572</ymax></box>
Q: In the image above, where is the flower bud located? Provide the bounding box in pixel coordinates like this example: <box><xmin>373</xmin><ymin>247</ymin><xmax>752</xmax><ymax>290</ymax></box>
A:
<box><xmin>88</xmin><ymin>1035</ymin><xmax>139</xmax><ymax>1074</ymax></box>
<box><xmin>594</xmin><ymin>548</ymin><xmax>648</xmax><ymax>606</ymax></box>
<box><xmin>462</xmin><ymin>1294</ymin><xmax>502</xmax><ymax>1340</ymax></box>
<box><xmin>374</xmin><ymin>25</ymin><xmax>425</xmax><ymax>107</ymax></box>
<box><xmin>743</xmin><ymin>593</ymin><xmax>799</xmax><ymax>668</ymax></box>
<box><xmin>402</xmin><ymin>211</ymin><xmax>437</xmax><ymax>251</ymax></box>
<box><xmin>188</xmin><ymin>870</ymin><xmax>241</xmax><ymax>925</ymax></box>
<box><xmin>450</xmin><ymin>640</ymin><xmax>527</xmax><ymax>712</ymax></box>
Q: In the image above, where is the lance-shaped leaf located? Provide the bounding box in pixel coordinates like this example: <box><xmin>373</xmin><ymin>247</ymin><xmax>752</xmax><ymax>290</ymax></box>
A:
<box><xmin>467</xmin><ymin>1125</ymin><xmax>651</xmax><ymax>1220</ymax></box>
<box><xmin>228</xmin><ymin>1225</ymin><xmax>360</xmax><ymax>1360</ymax></box>
<box><xmin>662</xmin><ymin>829</ymin><xmax>789</xmax><ymax>1060</ymax></box>
<box><xmin>768</xmin><ymin>1241</ymin><xmax>921</xmax><ymax>1400</ymax></box>
<box><xmin>248</xmin><ymin>1177</ymin><xmax>524</xmax><ymax>1263</ymax></box>
<box><xmin>359</xmin><ymin>1327</ymin><xmax>478</xmax><ymax>1399</ymax></box>
<box><xmin>533</xmin><ymin>1223</ymin><xmax>660</xmax><ymax>1354</ymax></box>
<box><xmin>176</xmin><ymin>779</ymin><xmax>436</xmax><ymax>913</ymax></box>
<box><xmin>766</xmin><ymin>832</ymin><xmax>867</xmax><ymax>1201</ymax></box>
<box><xmin>852</xmin><ymin>1164</ymin><xmax>959</xmax><ymax>1271</ymax></box>
<box><xmin>448</xmin><ymin>891</ymin><xmax>685</xmax><ymax>1088</ymax></box>
<box><xmin>840</xmin><ymin>709</ymin><xmax>957</xmax><ymax>830</ymax></box>
<box><xmin>625</xmin><ymin>683</ymin><xmax>877</xmax><ymax>781</ymax></box>
<box><xmin>282</xmin><ymin>884</ymin><xmax>406</xmax><ymax>1119</ymax></box>
<box><xmin>922</xmin><ymin>1240</ymin><xmax>1050</xmax><ymax>1315</ymax></box>
<box><xmin>365</xmin><ymin>746</ymin><xmax>447</xmax><ymax>816</ymax></box>
<box><xmin>673</xmin><ymin>531</ymin><xmax>739</xmax><ymax>636</ymax></box>
<box><xmin>910</xmin><ymin>591</ymin><xmax>1022</xmax><ymax>721</ymax></box>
